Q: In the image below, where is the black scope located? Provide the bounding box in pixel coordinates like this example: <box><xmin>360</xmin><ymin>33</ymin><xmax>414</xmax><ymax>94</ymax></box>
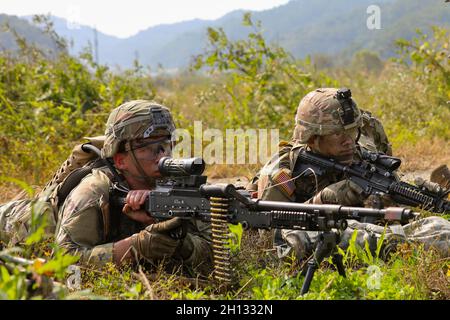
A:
<box><xmin>158</xmin><ymin>157</ymin><xmax>206</xmax><ymax>177</ymax></box>
<box><xmin>362</xmin><ymin>151</ymin><xmax>402</xmax><ymax>171</ymax></box>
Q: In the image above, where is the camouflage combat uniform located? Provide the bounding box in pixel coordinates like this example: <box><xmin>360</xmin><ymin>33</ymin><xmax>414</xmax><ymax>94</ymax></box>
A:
<box><xmin>0</xmin><ymin>196</ymin><xmax>56</xmax><ymax>247</ymax></box>
<box><xmin>1</xmin><ymin>100</ymin><xmax>213</xmax><ymax>271</ymax></box>
<box><xmin>359</xmin><ymin>110</ymin><xmax>392</xmax><ymax>156</ymax></box>
<box><xmin>0</xmin><ymin>136</ymin><xmax>107</xmax><ymax>248</ymax></box>
<box><xmin>54</xmin><ymin>165</ymin><xmax>212</xmax><ymax>267</ymax></box>
<box><xmin>251</xmin><ymin>88</ymin><xmax>450</xmax><ymax>260</ymax></box>
<box><xmin>255</xmin><ymin>141</ymin><xmax>450</xmax><ymax>259</ymax></box>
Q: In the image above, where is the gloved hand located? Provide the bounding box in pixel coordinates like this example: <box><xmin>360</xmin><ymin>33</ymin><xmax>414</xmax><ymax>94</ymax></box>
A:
<box><xmin>130</xmin><ymin>218</ymin><xmax>183</xmax><ymax>262</ymax></box>
<box><xmin>313</xmin><ymin>179</ymin><xmax>366</xmax><ymax>206</ymax></box>
<box><xmin>174</xmin><ymin>234</ymin><xmax>195</xmax><ymax>261</ymax></box>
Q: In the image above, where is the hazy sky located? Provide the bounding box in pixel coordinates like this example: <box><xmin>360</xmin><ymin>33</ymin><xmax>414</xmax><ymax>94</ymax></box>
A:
<box><xmin>1</xmin><ymin>0</ymin><xmax>290</xmax><ymax>38</ymax></box>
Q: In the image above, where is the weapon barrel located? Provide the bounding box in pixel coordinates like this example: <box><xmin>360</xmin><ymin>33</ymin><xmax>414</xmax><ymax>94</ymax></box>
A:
<box><xmin>254</xmin><ymin>200</ymin><xmax>416</xmax><ymax>222</ymax></box>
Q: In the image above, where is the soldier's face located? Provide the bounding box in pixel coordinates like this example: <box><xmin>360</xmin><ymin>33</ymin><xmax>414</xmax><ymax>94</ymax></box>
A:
<box><xmin>311</xmin><ymin>128</ymin><xmax>358</xmax><ymax>164</ymax></box>
<box><xmin>128</xmin><ymin>136</ymin><xmax>172</xmax><ymax>177</ymax></box>
<box><xmin>114</xmin><ymin>136</ymin><xmax>172</xmax><ymax>180</ymax></box>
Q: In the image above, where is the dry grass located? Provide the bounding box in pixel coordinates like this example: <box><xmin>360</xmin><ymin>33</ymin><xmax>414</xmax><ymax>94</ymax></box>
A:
<box><xmin>395</xmin><ymin>243</ymin><xmax>450</xmax><ymax>299</ymax></box>
<box><xmin>394</xmin><ymin>137</ymin><xmax>450</xmax><ymax>172</ymax></box>
<box><xmin>0</xmin><ymin>183</ymin><xmax>38</xmax><ymax>203</ymax></box>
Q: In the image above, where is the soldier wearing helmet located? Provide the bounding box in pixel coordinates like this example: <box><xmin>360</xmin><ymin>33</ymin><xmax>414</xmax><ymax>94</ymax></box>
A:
<box><xmin>255</xmin><ymin>88</ymin><xmax>368</xmax><ymax>206</ymax></box>
<box><xmin>51</xmin><ymin>100</ymin><xmax>213</xmax><ymax>270</ymax></box>
<box><xmin>0</xmin><ymin>100</ymin><xmax>204</xmax><ymax>271</ymax></box>
<box><xmin>251</xmin><ymin>88</ymin><xmax>450</xmax><ymax>261</ymax></box>
<box><xmin>0</xmin><ymin>100</ymin><xmax>212</xmax><ymax>272</ymax></box>
<box><xmin>293</xmin><ymin>87</ymin><xmax>362</xmax><ymax>163</ymax></box>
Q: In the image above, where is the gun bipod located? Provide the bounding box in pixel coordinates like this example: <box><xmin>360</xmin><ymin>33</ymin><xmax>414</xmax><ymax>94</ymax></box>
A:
<box><xmin>300</xmin><ymin>230</ymin><xmax>346</xmax><ymax>295</ymax></box>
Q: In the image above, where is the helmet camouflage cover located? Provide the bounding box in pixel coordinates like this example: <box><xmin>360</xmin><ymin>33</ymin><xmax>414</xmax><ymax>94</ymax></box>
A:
<box><xmin>102</xmin><ymin>100</ymin><xmax>176</xmax><ymax>158</ymax></box>
<box><xmin>293</xmin><ymin>88</ymin><xmax>363</xmax><ymax>143</ymax></box>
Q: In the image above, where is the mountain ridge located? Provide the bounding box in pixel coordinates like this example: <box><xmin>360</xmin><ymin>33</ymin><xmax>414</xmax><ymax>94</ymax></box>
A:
<box><xmin>1</xmin><ymin>0</ymin><xmax>448</xmax><ymax>69</ymax></box>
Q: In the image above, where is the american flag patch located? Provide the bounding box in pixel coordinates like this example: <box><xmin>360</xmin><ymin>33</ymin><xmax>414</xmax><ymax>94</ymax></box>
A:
<box><xmin>272</xmin><ymin>168</ymin><xmax>295</xmax><ymax>198</ymax></box>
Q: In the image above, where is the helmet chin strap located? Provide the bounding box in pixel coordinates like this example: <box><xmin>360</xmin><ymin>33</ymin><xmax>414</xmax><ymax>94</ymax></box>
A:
<box><xmin>355</xmin><ymin>128</ymin><xmax>361</xmax><ymax>144</ymax></box>
<box><xmin>125</xmin><ymin>148</ymin><xmax>157</xmax><ymax>189</ymax></box>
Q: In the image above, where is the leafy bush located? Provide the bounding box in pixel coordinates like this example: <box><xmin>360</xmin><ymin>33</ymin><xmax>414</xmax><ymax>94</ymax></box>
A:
<box><xmin>191</xmin><ymin>13</ymin><xmax>337</xmax><ymax>138</ymax></box>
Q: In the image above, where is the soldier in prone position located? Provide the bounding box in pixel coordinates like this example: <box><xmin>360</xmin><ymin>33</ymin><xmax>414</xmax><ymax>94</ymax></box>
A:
<box><xmin>248</xmin><ymin>88</ymin><xmax>450</xmax><ymax>260</ymax></box>
<box><xmin>0</xmin><ymin>101</ymin><xmax>213</xmax><ymax>272</ymax></box>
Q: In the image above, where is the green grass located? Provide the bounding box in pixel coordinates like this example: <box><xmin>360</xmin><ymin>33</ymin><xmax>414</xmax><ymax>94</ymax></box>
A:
<box><xmin>0</xmin><ymin>16</ymin><xmax>449</xmax><ymax>300</ymax></box>
<box><xmin>64</xmin><ymin>231</ymin><xmax>448</xmax><ymax>300</ymax></box>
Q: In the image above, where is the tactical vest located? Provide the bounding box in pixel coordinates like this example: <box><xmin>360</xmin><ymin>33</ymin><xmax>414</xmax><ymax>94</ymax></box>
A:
<box><xmin>0</xmin><ymin>136</ymin><xmax>110</xmax><ymax>246</ymax></box>
<box><xmin>38</xmin><ymin>136</ymin><xmax>107</xmax><ymax>215</ymax></box>
<box><xmin>41</xmin><ymin>136</ymin><xmax>140</xmax><ymax>243</ymax></box>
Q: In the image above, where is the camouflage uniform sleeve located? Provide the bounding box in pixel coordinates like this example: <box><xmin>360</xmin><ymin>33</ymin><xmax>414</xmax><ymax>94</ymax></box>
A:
<box><xmin>403</xmin><ymin>216</ymin><xmax>450</xmax><ymax>257</ymax></box>
<box><xmin>256</xmin><ymin>146</ymin><xmax>317</xmax><ymax>261</ymax></box>
<box><xmin>55</xmin><ymin>171</ymin><xmax>113</xmax><ymax>266</ymax></box>
<box><xmin>339</xmin><ymin>217</ymin><xmax>450</xmax><ymax>259</ymax></box>
<box><xmin>258</xmin><ymin>152</ymin><xmax>296</xmax><ymax>202</ymax></box>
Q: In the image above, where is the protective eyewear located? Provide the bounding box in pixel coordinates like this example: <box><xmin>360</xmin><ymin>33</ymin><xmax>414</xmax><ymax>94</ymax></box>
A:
<box><xmin>332</xmin><ymin>127</ymin><xmax>359</xmax><ymax>142</ymax></box>
<box><xmin>127</xmin><ymin>138</ymin><xmax>173</xmax><ymax>161</ymax></box>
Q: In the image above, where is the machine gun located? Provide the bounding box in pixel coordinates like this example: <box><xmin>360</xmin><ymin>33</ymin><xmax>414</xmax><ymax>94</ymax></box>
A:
<box><xmin>295</xmin><ymin>149</ymin><xmax>449</xmax><ymax>215</ymax></box>
<box><xmin>110</xmin><ymin>156</ymin><xmax>417</xmax><ymax>294</ymax></box>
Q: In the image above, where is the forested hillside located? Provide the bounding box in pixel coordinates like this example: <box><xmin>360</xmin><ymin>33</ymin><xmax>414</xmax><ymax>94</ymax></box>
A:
<box><xmin>1</xmin><ymin>0</ymin><xmax>449</xmax><ymax>68</ymax></box>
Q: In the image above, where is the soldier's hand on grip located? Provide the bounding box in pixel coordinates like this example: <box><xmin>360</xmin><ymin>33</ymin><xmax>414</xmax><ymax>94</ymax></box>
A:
<box><xmin>130</xmin><ymin>218</ymin><xmax>183</xmax><ymax>262</ymax></box>
<box><xmin>313</xmin><ymin>179</ymin><xmax>366</xmax><ymax>206</ymax></box>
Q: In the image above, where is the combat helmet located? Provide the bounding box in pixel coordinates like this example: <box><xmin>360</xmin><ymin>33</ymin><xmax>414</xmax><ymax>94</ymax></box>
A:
<box><xmin>102</xmin><ymin>100</ymin><xmax>176</xmax><ymax>159</ymax></box>
<box><xmin>293</xmin><ymin>88</ymin><xmax>362</xmax><ymax>143</ymax></box>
